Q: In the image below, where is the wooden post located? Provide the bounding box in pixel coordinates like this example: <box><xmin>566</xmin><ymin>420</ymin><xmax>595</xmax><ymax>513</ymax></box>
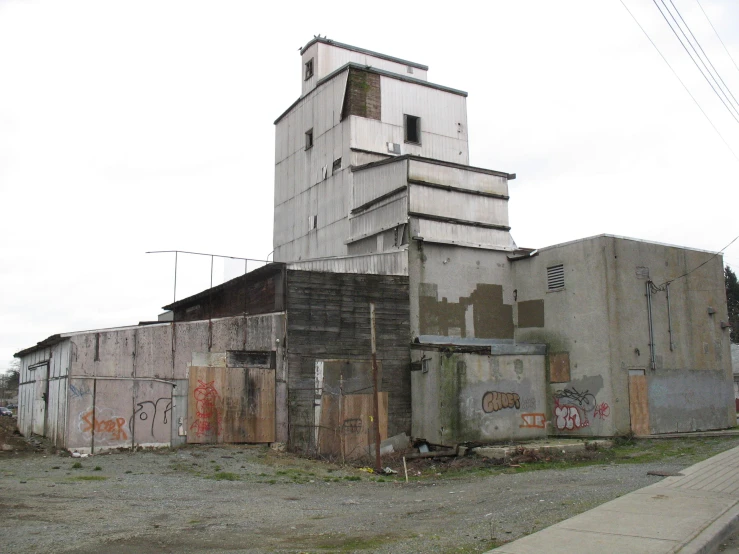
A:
<box><xmin>370</xmin><ymin>303</ymin><xmax>381</xmax><ymax>472</ymax></box>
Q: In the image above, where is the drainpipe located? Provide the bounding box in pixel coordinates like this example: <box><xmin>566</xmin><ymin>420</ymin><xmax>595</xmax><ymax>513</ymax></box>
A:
<box><xmin>666</xmin><ymin>282</ymin><xmax>674</xmax><ymax>352</ymax></box>
<box><xmin>646</xmin><ymin>281</ymin><xmax>656</xmax><ymax>370</ymax></box>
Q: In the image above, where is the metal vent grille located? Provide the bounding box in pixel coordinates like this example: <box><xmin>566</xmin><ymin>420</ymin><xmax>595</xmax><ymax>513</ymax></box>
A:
<box><xmin>547</xmin><ymin>264</ymin><xmax>565</xmax><ymax>290</ymax></box>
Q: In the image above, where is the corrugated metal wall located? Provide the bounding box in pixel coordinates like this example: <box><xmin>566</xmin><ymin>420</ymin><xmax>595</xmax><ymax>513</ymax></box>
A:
<box><xmin>17</xmin><ymin>340</ymin><xmax>70</xmax><ymax>448</ymax></box>
<box><xmin>287</xmin><ymin>251</ymin><xmax>408</xmax><ymax>275</ymax></box>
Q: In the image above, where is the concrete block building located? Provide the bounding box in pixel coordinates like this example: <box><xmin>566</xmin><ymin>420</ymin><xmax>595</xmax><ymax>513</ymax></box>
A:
<box><xmin>15</xmin><ymin>37</ymin><xmax>735</xmax><ymax>453</ymax></box>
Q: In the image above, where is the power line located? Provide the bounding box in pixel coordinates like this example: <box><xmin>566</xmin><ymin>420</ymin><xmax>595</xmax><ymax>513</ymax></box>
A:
<box><xmin>667</xmin><ymin>0</ymin><xmax>739</xmax><ymax>116</ymax></box>
<box><xmin>653</xmin><ymin>0</ymin><xmax>739</xmax><ymax>125</ymax></box>
<box><xmin>654</xmin><ymin>234</ymin><xmax>739</xmax><ymax>287</ymax></box>
<box><xmin>695</xmin><ymin>0</ymin><xmax>739</xmax><ymax>78</ymax></box>
<box><xmin>617</xmin><ymin>0</ymin><xmax>739</xmax><ymax>162</ymax></box>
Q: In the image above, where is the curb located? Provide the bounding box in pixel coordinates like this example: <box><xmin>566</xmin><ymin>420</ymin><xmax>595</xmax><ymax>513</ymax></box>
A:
<box><xmin>679</xmin><ymin>502</ymin><xmax>739</xmax><ymax>554</ymax></box>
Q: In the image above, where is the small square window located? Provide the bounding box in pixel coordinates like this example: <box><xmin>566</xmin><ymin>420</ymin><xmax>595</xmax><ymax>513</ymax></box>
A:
<box><xmin>404</xmin><ymin>115</ymin><xmax>421</xmax><ymax>144</ymax></box>
<box><xmin>332</xmin><ymin>158</ymin><xmax>341</xmax><ymax>172</ymax></box>
<box><xmin>304</xmin><ymin>58</ymin><xmax>314</xmax><ymax>80</ymax></box>
<box><xmin>305</xmin><ymin>128</ymin><xmax>313</xmax><ymax>150</ymax></box>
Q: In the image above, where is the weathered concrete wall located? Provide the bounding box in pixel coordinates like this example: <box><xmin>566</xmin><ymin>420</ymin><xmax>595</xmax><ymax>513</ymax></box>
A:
<box><xmin>412</xmin><ymin>349</ymin><xmax>546</xmax><ymax>445</ymax></box>
<box><xmin>408</xmin><ymin>242</ymin><xmax>515</xmax><ymax>341</ymax></box>
<box><xmin>605</xmin><ymin>238</ymin><xmax>734</xmax><ymax>434</ymax></box>
<box><xmin>513</xmin><ymin>237</ymin><xmax>615</xmax><ymax>436</ymax></box>
<box><xmin>513</xmin><ymin>235</ymin><xmax>734</xmax><ymax>436</ymax></box>
<box><xmin>58</xmin><ymin>314</ymin><xmax>284</xmax><ymax>452</ymax></box>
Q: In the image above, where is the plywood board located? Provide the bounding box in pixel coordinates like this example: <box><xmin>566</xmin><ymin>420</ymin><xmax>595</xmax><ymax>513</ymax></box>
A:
<box><xmin>318</xmin><ymin>392</ymin><xmax>388</xmax><ymax>459</ymax></box>
<box><xmin>549</xmin><ymin>353</ymin><xmax>571</xmax><ymax>383</ymax></box>
<box><xmin>629</xmin><ymin>373</ymin><xmax>650</xmax><ymax>436</ymax></box>
<box><xmin>188</xmin><ymin>366</ymin><xmax>275</xmax><ymax>444</ymax></box>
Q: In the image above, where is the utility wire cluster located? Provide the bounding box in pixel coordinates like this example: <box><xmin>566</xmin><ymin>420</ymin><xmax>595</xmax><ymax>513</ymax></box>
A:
<box><xmin>619</xmin><ymin>0</ymin><xmax>739</xmax><ymax>162</ymax></box>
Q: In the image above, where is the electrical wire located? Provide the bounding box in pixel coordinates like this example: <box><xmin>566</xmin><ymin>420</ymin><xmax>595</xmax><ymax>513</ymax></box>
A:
<box><xmin>618</xmin><ymin>0</ymin><xmax>739</xmax><ymax>162</ymax></box>
<box><xmin>696</xmin><ymin>0</ymin><xmax>739</xmax><ymax>78</ymax></box>
<box><xmin>652</xmin><ymin>234</ymin><xmax>739</xmax><ymax>288</ymax></box>
<box><xmin>667</xmin><ymin>0</ymin><xmax>739</xmax><ymax>116</ymax></box>
<box><xmin>653</xmin><ymin>0</ymin><xmax>739</xmax><ymax>125</ymax></box>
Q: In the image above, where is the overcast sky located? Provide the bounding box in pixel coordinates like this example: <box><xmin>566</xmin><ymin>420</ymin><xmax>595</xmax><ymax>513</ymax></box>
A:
<box><xmin>1</xmin><ymin>0</ymin><xmax>739</xmax><ymax>370</ymax></box>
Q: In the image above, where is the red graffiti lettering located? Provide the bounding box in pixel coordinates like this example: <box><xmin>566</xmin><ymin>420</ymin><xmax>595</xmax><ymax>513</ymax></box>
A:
<box><xmin>191</xmin><ymin>380</ymin><xmax>221</xmax><ymax>437</ymax></box>
<box><xmin>519</xmin><ymin>413</ymin><xmax>546</xmax><ymax>429</ymax></box>
<box><xmin>593</xmin><ymin>402</ymin><xmax>610</xmax><ymax>419</ymax></box>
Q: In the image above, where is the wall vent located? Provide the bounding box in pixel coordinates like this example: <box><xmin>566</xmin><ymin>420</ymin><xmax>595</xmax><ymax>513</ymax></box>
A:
<box><xmin>547</xmin><ymin>264</ymin><xmax>565</xmax><ymax>290</ymax></box>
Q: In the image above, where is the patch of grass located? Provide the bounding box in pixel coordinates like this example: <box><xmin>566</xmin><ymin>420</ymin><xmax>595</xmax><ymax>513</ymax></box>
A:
<box><xmin>208</xmin><ymin>472</ymin><xmax>240</xmax><ymax>481</ymax></box>
<box><xmin>93</xmin><ymin>466</ymin><xmax>102</xmax><ymax>471</ymax></box>
<box><xmin>125</xmin><ymin>470</ymin><xmax>132</xmax><ymax>474</ymax></box>
<box><xmin>188</xmin><ymin>520</ymin><xmax>200</xmax><ymax>524</ymax></box>
<box><xmin>51</xmin><ymin>466</ymin><xmax>60</xmax><ymax>469</ymax></box>
<box><xmin>268</xmin><ymin>479</ymin><xmax>277</xmax><ymax>485</ymax></box>
<box><xmin>343</xmin><ymin>476</ymin><xmax>361</xmax><ymax>481</ymax></box>
<box><xmin>68</xmin><ymin>476</ymin><xmax>108</xmax><ymax>481</ymax></box>
<box><xmin>213</xmin><ymin>465</ymin><xmax>222</xmax><ymax>472</ymax></box>
<box><xmin>71</xmin><ymin>462</ymin><xmax>82</xmax><ymax>469</ymax></box>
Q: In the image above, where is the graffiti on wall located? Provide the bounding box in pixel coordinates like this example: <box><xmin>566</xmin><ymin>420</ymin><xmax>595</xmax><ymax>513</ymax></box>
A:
<box><xmin>553</xmin><ymin>387</ymin><xmax>609</xmax><ymax>431</ymax></box>
<box><xmin>519</xmin><ymin>413</ymin><xmax>546</xmax><ymax>429</ymax></box>
<box><xmin>79</xmin><ymin>407</ymin><xmax>129</xmax><ymax>442</ymax></box>
<box><xmin>190</xmin><ymin>380</ymin><xmax>221</xmax><ymax>437</ymax></box>
<box><xmin>69</xmin><ymin>383</ymin><xmax>92</xmax><ymax>399</ymax></box>
<box><xmin>482</xmin><ymin>391</ymin><xmax>521</xmax><ymax>413</ymax></box>
<box><xmin>129</xmin><ymin>397</ymin><xmax>172</xmax><ymax>438</ymax></box>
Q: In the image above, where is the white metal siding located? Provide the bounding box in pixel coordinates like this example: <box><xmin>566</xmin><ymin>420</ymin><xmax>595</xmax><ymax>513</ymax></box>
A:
<box><xmin>415</xmin><ymin>218</ymin><xmax>515</xmax><ymax>250</ymax></box>
<box><xmin>317</xmin><ymin>42</ymin><xmax>427</xmax><ymax>85</ymax></box>
<box><xmin>409</xmin><ymin>185</ymin><xmax>510</xmax><ymax>227</ymax></box>
<box><xmin>349</xmin><ymin>193</ymin><xmax>408</xmax><ymax>241</ymax></box>
<box><xmin>351</xmin><ymin>158</ymin><xmax>408</xmax><ymax>209</ymax></box>
<box><xmin>350</xmin><ymin>116</ymin><xmax>469</xmax><ymax>165</ymax></box>
<box><xmin>287</xmin><ymin>250</ymin><xmax>408</xmax><ymax>275</ymax></box>
<box><xmin>408</xmin><ymin>159</ymin><xmax>509</xmax><ymax>196</ymax></box>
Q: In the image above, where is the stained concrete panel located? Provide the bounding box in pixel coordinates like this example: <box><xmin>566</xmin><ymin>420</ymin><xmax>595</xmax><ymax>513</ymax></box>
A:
<box><xmin>517</xmin><ymin>299</ymin><xmax>544</xmax><ymax>328</ymax></box>
<box><xmin>647</xmin><ymin>368</ymin><xmax>734</xmax><ymax>433</ymax></box>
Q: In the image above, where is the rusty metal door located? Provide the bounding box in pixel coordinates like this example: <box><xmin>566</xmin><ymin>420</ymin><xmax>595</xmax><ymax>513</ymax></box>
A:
<box><xmin>187</xmin><ymin>366</ymin><xmax>275</xmax><ymax>444</ymax></box>
<box><xmin>628</xmin><ymin>369</ymin><xmax>650</xmax><ymax>436</ymax></box>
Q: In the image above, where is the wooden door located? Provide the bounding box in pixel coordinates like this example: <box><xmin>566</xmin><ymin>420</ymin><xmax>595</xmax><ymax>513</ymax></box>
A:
<box><xmin>187</xmin><ymin>366</ymin><xmax>275</xmax><ymax>444</ymax></box>
<box><xmin>628</xmin><ymin>369</ymin><xmax>650</xmax><ymax>436</ymax></box>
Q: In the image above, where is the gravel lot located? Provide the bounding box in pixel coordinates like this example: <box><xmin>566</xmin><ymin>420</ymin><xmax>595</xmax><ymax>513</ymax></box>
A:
<box><xmin>3</xmin><ymin>431</ymin><xmax>739</xmax><ymax>554</ymax></box>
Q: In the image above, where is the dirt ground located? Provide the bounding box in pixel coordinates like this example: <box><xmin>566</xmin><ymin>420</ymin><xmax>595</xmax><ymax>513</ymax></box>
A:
<box><xmin>3</xmin><ymin>419</ymin><xmax>739</xmax><ymax>554</ymax></box>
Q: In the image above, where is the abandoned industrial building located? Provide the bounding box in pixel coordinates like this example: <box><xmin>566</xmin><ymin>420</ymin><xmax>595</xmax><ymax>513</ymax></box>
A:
<box><xmin>15</xmin><ymin>37</ymin><xmax>735</xmax><ymax>456</ymax></box>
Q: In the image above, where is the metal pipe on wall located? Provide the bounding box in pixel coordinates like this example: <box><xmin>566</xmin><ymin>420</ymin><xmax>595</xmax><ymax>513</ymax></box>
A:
<box><xmin>666</xmin><ymin>282</ymin><xmax>674</xmax><ymax>351</ymax></box>
<box><xmin>646</xmin><ymin>281</ymin><xmax>656</xmax><ymax>370</ymax></box>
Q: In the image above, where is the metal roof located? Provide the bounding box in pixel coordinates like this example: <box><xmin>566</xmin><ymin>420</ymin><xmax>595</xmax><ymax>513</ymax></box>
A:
<box><xmin>274</xmin><ymin>63</ymin><xmax>468</xmax><ymax>125</ymax></box>
<box><xmin>299</xmin><ymin>37</ymin><xmax>428</xmax><ymax>70</ymax></box>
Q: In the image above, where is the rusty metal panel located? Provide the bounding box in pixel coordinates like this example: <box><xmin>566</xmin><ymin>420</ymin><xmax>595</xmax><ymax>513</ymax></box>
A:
<box><xmin>549</xmin><ymin>353</ymin><xmax>571</xmax><ymax>383</ymax></box>
<box><xmin>629</xmin><ymin>371</ymin><xmax>650</xmax><ymax>436</ymax></box>
<box><xmin>187</xmin><ymin>366</ymin><xmax>275</xmax><ymax>444</ymax></box>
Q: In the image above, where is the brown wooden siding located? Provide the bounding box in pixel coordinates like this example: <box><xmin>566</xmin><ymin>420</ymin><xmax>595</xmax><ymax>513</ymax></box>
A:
<box><xmin>286</xmin><ymin>270</ymin><xmax>410</xmax><ymax>452</ymax></box>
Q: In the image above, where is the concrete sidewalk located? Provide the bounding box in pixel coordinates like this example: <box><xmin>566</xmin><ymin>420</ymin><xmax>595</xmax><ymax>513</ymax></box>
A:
<box><xmin>489</xmin><ymin>445</ymin><xmax>739</xmax><ymax>554</ymax></box>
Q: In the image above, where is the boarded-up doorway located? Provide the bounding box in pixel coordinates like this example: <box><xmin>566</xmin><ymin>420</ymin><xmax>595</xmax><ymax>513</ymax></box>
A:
<box><xmin>628</xmin><ymin>369</ymin><xmax>650</xmax><ymax>436</ymax></box>
<box><xmin>187</xmin><ymin>366</ymin><xmax>275</xmax><ymax>444</ymax></box>
<box><xmin>314</xmin><ymin>360</ymin><xmax>388</xmax><ymax>459</ymax></box>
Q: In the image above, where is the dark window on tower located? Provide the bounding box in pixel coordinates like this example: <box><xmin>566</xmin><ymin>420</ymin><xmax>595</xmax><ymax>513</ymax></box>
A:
<box><xmin>404</xmin><ymin>115</ymin><xmax>421</xmax><ymax>144</ymax></box>
<box><xmin>332</xmin><ymin>158</ymin><xmax>341</xmax><ymax>172</ymax></box>
<box><xmin>304</xmin><ymin>58</ymin><xmax>314</xmax><ymax>80</ymax></box>
<box><xmin>305</xmin><ymin>128</ymin><xmax>313</xmax><ymax>150</ymax></box>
